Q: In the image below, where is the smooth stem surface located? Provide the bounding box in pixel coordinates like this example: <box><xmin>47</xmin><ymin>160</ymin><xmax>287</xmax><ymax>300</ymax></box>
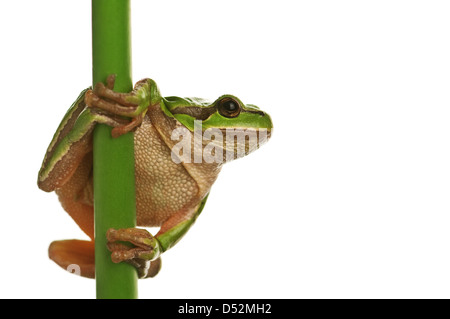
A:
<box><xmin>92</xmin><ymin>0</ymin><xmax>138</xmax><ymax>299</ymax></box>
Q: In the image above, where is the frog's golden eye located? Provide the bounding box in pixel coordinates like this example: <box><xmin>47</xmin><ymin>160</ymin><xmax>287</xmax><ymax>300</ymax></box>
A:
<box><xmin>218</xmin><ymin>97</ymin><xmax>241</xmax><ymax>118</ymax></box>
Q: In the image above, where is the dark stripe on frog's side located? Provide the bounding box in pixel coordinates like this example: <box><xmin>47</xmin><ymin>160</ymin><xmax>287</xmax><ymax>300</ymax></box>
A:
<box><xmin>170</xmin><ymin>105</ymin><xmax>266</xmax><ymax>121</ymax></box>
<box><xmin>243</xmin><ymin>109</ymin><xmax>265</xmax><ymax>117</ymax></box>
<box><xmin>170</xmin><ymin>106</ymin><xmax>217</xmax><ymax>121</ymax></box>
<box><xmin>40</xmin><ymin>90</ymin><xmax>89</xmax><ymax>173</ymax></box>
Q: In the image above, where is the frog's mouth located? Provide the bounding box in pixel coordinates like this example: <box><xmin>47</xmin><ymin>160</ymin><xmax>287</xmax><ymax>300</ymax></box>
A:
<box><xmin>170</xmin><ymin>126</ymin><xmax>271</xmax><ymax>165</ymax></box>
<box><xmin>205</xmin><ymin>127</ymin><xmax>272</xmax><ymax>162</ymax></box>
<box><xmin>265</xmin><ymin>128</ymin><xmax>272</xmax><ymax>140</ymax></box>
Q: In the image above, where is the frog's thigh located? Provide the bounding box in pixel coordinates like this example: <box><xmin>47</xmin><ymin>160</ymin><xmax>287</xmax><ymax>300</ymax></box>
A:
<box><xmin>49</xmin><ymin>152</ymin><xmax>96</xmax><ymax>278</ymax></box>
<box><xmin>49</xmin><ymin>239</ymin><xmax>95</xmax><ymax>278</ymax></box>
<box><xmin>55</xmin><ymin>152</ymin><xmax>95</xmax><ymax>240</ymax></box>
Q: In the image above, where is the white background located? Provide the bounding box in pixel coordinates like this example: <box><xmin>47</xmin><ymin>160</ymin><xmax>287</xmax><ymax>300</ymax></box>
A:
<box><xmin>0</xmin><ymin>0</ymin><xmax>449</xmax><ymax>299</ymax></box>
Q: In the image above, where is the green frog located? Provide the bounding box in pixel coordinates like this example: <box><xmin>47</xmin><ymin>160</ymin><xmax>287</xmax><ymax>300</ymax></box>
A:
<box><xmin>38</xmin><ymin>75</ymin><xmax>272</xmax><ymax>278</ymax></box>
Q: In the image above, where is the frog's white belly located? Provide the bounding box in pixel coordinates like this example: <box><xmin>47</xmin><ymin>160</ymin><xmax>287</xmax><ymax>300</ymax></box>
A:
<box><xmin>134</xmin><ymin>115</ymin><xmax>198</xmax><ymax>227</ymax></box>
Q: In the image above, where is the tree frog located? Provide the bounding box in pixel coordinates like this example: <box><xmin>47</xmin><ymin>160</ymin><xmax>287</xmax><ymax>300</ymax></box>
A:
<box><xmin>38</xmin><ymin>75</ymin><xmax>272</xmax><ymax>278</ymax></box>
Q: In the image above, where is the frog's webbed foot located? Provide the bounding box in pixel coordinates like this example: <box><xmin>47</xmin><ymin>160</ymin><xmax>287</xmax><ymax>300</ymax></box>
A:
<box><xmin>84</xmin><ymin>74</ymin><xmax>148</xmax><ymax>138</ymax></box>
<box><xmin>49</xmin><ymin>239</ymin><xmax>95</xmax><ymax>278</ymax></box>
<box><xmin>106</xmin><ymin>228</ymin><xmax>162</xmax><ymax>278</ymax></box>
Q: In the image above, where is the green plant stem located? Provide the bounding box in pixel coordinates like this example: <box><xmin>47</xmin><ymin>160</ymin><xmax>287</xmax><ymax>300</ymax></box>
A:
<box><xmin>92</xmin><ymin>0</ymin><xmax>138</xmax><ymax>299</ymax></box>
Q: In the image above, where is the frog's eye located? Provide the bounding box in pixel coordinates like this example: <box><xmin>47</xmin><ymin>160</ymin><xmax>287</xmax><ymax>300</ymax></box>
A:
<box><xmin>218</xmin><ymin>97</ymin><xmax>241</xmax><ymax>118</ymax></box>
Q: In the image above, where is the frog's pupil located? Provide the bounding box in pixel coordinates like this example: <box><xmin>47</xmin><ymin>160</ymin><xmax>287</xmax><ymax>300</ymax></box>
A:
<box><xmin>225</xmin><ymin>101</ymin><xmax>237</xmax><ymax>111</ymax></box>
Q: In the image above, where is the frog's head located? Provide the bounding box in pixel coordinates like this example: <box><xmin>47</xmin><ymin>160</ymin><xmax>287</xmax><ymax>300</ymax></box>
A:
<box><xmin>163</xmin><ymin>95</ymin><xmax>272</xmax><ymax>163</ymax></box>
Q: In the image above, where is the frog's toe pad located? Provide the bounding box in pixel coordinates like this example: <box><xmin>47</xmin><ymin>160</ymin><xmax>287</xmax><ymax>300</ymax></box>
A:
<box><xmin>127</xmin><ymin>257</ymin><xmax>162</xmax><ymax>279</ymax></box>
<box><xmin>107</xmin><ymin>241</ymin><xmax>162</xmax><ymax>278</ymax></box>
<box><xmin>48</xmin><ymin>239</ymin><xmax>95</xmax><ymax>279</ymax></box>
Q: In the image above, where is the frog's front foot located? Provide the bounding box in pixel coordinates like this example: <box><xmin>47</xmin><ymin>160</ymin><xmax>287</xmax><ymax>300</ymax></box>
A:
<box><xmin>106</xmin><ymin>228</ymin><xmax>162</xmax><ymax>278</ymax></box>
<box><xmin>85</xmin><ymin>74</ymin><xmax>147</xmax><ymax>138</ymax></box>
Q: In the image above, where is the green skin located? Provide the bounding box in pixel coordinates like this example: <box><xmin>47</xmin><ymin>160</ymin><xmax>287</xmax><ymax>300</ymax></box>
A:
<box><xmin>38</xmin><ymin>77</ymin><xmax>272</xmax><ymax>278</ymax></box>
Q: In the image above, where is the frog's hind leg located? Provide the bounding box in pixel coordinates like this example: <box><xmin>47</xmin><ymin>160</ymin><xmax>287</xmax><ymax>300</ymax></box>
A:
<box><xmin>48</xmin><ymin>239</ymin><xmax>95</xmax><ymax>278</ymax></box>
<box><xmin>48</xmin><ymin>197</ymin><xmax>96</xmax><ymax>279</ymax></box>
<box><xmin>49</xmin><ymin>151</ymin><xmax>96</xmax><ymax>278</ymax></box>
